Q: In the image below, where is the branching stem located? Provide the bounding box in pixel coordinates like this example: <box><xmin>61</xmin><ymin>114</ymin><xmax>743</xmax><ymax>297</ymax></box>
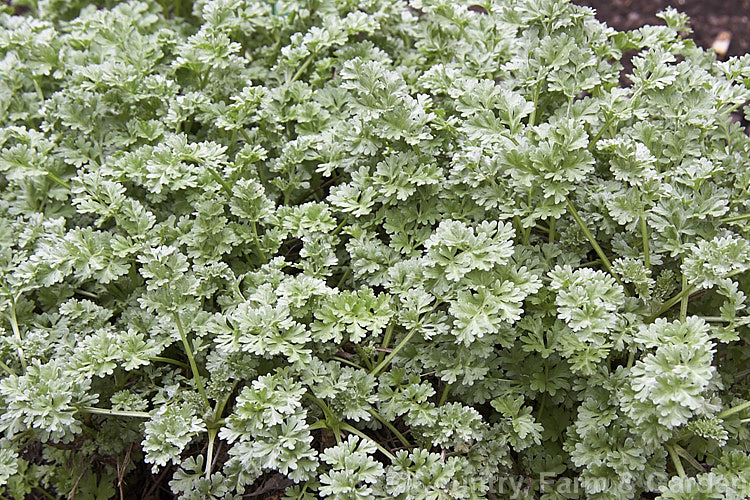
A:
<box><xmin>377</xmin><ymin>322</ymin><xmax>394</xmax><ymax>365</ymax></box>
<box><xmin>640</xmin><ymin>212</ymin><xmax>650</xmax><ymax>270</ymax></box>
<box><xmin>32</xmin><ymin>78</ymin><xmax>44</xmax><ymax>101</ymax></box>
<box><xmin>528</xmin><ymin>81</ymin><xmax>541</xmax><ymax>127</ymax></box>
<box><xmin>721</xmin><ymin>213</ymin><xmax>750</xmax><ymax>224</ymax></box>
<box><xmin>250</xmin><ymin>220</ymin><xmax>267</xmax><ymax>263</ymax></box>
<box><xmin>647</xmin><ymin>286</ymin><xmax>694</xmax><ymax>323</ymax></box>
<box><xmin>213</xmin><ymin>380</ymin><xmax>238</xmax><ymax>422</ymax></box>
<box><xmin>331</xmin><ymin>216</ymin><xmax>349</xmax><ymax>236</ymax></box>
<box><xmin>47</xmin><ymin>172</ymin><xmax>71</xmax><ymax>190</ymax></box>
<box><xmin>9</xmin><ymin>300</ymin><xmax>27</xmax><ymax>371</ymax></box>
<box><xmin>173</xmin><ymin>313</ymin><xmax>209</xmax><ymax>408</ymax></box>
<box><xmin>354</xmin><ymin>345</ymin><xmax>373</xmax><ymax>371</ymax></box>
<box><xmin>548</xmin><ymin>218</ymin><xmax>556</xmax><ymax>243</ymax></box>
<box><xmin>336</xmin><ymin>268</ymin><xmax>351</xmax><ymax>289</ymax></box>
<box><xmin>289</xmin><ymin>51</ymin><xmax>316</xmax><ymax>85</ymax></box>
<box><xmin>438</xmin><ymin>383</ymin><xmax>451</xmax><ymax>406</ymax></box>
<box><xmin>205</xmin><ymin>428</ymin><xmax>218</xmax><ymax>479</ymax></box>
<box><xmin>0</xmin><ymin>359</ymin><xmax>15</xmax><ymax>376</ymax></box>
<box><xmin>332</xmin><ymin>355</ymin><xmax>364</xmax><ymax>370</ymax></box>
<box><xmin>666</xmin><ymin>444</ymin><xmax>686</xmax><ymax>477</ymax></box>
<box><xmin>79</xmin><ymin>406</ymin><xmax>151</xmax><ymax>419</ymax></box>
<box><xmin>371</xmin><ymin>325</ymin><xmax>420</xmax><ymax>377</ymax></box>
<box><xmin>206</xmin><ymin>166</ymin><xmax>233</xmax><ymax>195</ymax></box>
<box><xmin>719</xmin><ymin>400</ymin><xmax>750</xmax><ymax>419</ymax></box>
<box><xmin>587</xmin><ymin>115</ymin><xmax>614</xmax><ymax>151</ymax></box>
<box><xmin>339</xmin><ymin>423</ymin><xmax>395</xmax><ymax>461</ymax></box>
<box><xmin>679</xmin><ymin>271</ymin><xmax>689</xmax><ymax>322</ymax></box>
<box><xmin>371</xmin><ymin>305</ymin><xmax>439</xmax><ymax>376</ymax></box>
<box><xmin>149</xmin><ymin>356</ymin><xmax>189</xmax><ymax>370</ymax></box>
<box><xmin>649</xmin><ymin>268</ymin><xmax>749</xmax><ymax>323</ymax></box>
<box><xmin>368</xmin><ymin>409</ymin><xmax>411</xmax><ymax>447</ymax></box>
<box><xmin>564</xmin><ymin>197</ymin><xmax>623</xmax><ymax>287</ymax></box>
<box><xmin>673</xmin><ymin>443</ymin><xmax>705</xmax><ymax>472</ymax></box>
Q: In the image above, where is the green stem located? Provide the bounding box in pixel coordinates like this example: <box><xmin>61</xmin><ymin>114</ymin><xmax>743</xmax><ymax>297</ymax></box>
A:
<box><xmin>46</xmin><ymin>172</ymin><xmax>71</xmax><ymax>190</ymax></box>
<box><xmin>722</xmin><ymin>101</ymin><xmax>746</xmax><ymax>116</ymax></box>
<box><xmin>354</xmin><ymin>345</ymin><xmax>373</xmax><ymax>371</ymax></box>
<box><xmin>306</xmin><ymin>395</ymin><xmax>336</xmax><ymax>424</ymax></box>
<box><xmin>331</xmin><ymin>216</ymin><xmax>349</xmax><ymax>237</ymax></box>
<box><xmin>377</xmin><ymin>322</ymin><xmax>395</xmax><ymax>365</ymax></box>
<box><xmin>9</xmin><ymin>300</ymin><xmax>27</xmax><ymax>371</ymax></box>
<box><xmin>206</xmin><ymin>166</ymin><xmax>233</xmax><ymax>195</ymax></box>
<box><xmin>336</xmin><ymin>268</ymin><xmax>351</xmax><ymax>290</ymax></box>
<box><xmin>31</xmin><ymin>78</ymin><xmax>44</xmax><ymax>101</ymax></box>
<box><xmin>368</xmin><ymin>409</ymin><xmax>411</xmax><ymax>447</ymax></box>
<box><xmin>700</xmin><ymin>316</ymin><xmax>735</xmax><ymax>323</ymax></box>
<box><xmin>33</xmin><ymin>490</ymin><xmax>54</xmax><ymax>500</ymax></box>
<box><xmin>74</xmin><ymin>288</ymin><xmax>99</xmax><ymax>300</ymax></box>
<box><xmin>309</xmin><ymin>420</ymin><xmax>328</xmax><ymax>431</ymax></box>
<box><xmin>679</xmin><ymin>271</ymin><xmax>689</xmax><ymax>322</ymax></box>
<box><xmin>537</xmin><ymin>393</ymin><xmax>547</xmax><ymax>420</ymax></box>
<box><xmin>79</xmin><ymin>406</ymin><xmax>151</xmax><ymax>419</ymax></box>
<box><xmin>173</xmin><ymin>313</ymin><xmax>210</xmax><ymax>408</ymax></box>
<box><xmin>205</xmin><ymin>428</ymin><xmax>218</xmax><ymax>479</ymax></box>
<box><xmin>673</xmin><ymin>443</ymin><xmax>705</xmax><ymax>472</ymax></box>
<box><xmin>239</xmin><ymin>128</ymin><xmax>252</xmax><ymax>145</ymax></box>
<box><xmin>332</xmin><ymin>355</ymin><xmax>364</xmax><ymax>370</ymax></box>
<box><xmin>548</xmin><ymin>218</ymin><xmax>556</xmax><ymax>243</ymax></box>
<box><xmin>587</xmin><ymin>116</ymin><xmax>614</xmax><ymax>151</ymax></box>
<box><xmin>229</xmin><ymin>129</ymin><xmax>238</xmax><ymax>150</ymax></box>
<box><xmin>494</xmin><ymin>378</ymin><xmax>520</xmax><ymax>384</ymax></box>
<box><xmin>565</xmin><ymin>197</ymin><xmax>623</xmax><ymax>287</ymax></box>
<box><xmin>339</xmin><ymin>423</ymin><xmax>395</xmax><ymax>461</ymax></box>
<box><xmin>522</xmin><ymin>194</ymin><xmax>532</xmax><ymax>245</ymax></box>
<box><xmin>213</xmin><ymin>380</ymin><xmax>238</xmax><ymax>422</ymax></box>
<box><xmin>250</xmin><ymin>220</ymin><xmax>267</xmax><ymax>264</ymax></box>
<box><xmin>721</xmin><ymin>213</ymin><xmax>750</xmax><ymax>224</ymax></box>
<box><xmin>646</xmin><ymin>263</ymin><xmax>740</xmax><ymax>323</ymax></box>
<box><xmin>289</xmin><ymin>51</ymin><xmax>316</xmax><ymax>85</ymax></box>
<box><xmin>647</xmin><ymin>286</ymin><xmax>694</xmax><ymax>323</ymax></box>
<box><xmin>640</xmin><ymin>212</ymin><xmax>650</xmax><ymax>270</ymax></box>
<box><xmin>0</xmin><ymin>359</ymin><xmax>15</xmax><ymax>376</ymax></box>
<box><xmin>528</xmin><ymin>81</ymin><xmax>541</xmax><ymax>127</ymax></box>
<box><xmin>537</xmin><ymin>363</ymin><xmax>549</xmax><ymax>418</ymax></box>
<box><xmin>580</xmin><ymin>259</ymin><xmax>602</xmax><ymax>267</ymax></box>
<box><xmin>438</xmin><ymin>383</ymin><xmax>451</xmax><ymax>406</ymax></box>
<box><xmin>666</xmin><ymin>444</ymin><xmax>686</xmax><ymax>477</ymax></box>
<box><xmin>719</xmin><ymin>400</ymin><xmax>750</xmax><ymax>419</ymax></box>
<box><xmin>96</xmin><ymin>132</ymin><xmax>105</xmax><ymax>164</ymax></box>
<box><xmin>371</xmin><ymin>326</ymin><xmax>421</xmax><ymax>377</ymax></box>
<box><xmin>295</xmin><ymin>482</ymin><xmax>309</xmax><ymax>500</ymax></box>
<box><xmin>309</xmin><ymin>395</ymin><xmax>342</xmax><ymax>443</ymax></box>
<box><xmin>149</xmin><ymin>356</ymin><xmax>189</xmax><ymax>370</ymax></box>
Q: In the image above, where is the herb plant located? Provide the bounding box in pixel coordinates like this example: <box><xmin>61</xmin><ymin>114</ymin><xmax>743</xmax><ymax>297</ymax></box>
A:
<box><xmin>2</xmin><ymin>0</ymin><xmax>750</xmax><ymax>498</ymax></box>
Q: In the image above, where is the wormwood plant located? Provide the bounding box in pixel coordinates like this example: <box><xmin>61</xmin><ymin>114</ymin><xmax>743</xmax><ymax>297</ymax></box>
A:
<box><xmin>2</xmin><ymin>0</ymin><xmax>750</xmax><ymax>498</ymax></box>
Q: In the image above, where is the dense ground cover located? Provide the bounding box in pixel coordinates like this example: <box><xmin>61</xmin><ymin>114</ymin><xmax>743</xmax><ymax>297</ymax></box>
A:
<box><xmin>2</xmin><ymin>0</ymin><xmax>750</xmax><ymax>498</ymax></box>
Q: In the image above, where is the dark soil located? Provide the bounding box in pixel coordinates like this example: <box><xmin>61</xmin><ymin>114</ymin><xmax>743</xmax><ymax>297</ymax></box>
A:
<box><xmin>572</xmin><ymin>0</ymin><xmax>750</xmax><ymax>58</ymax></box>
